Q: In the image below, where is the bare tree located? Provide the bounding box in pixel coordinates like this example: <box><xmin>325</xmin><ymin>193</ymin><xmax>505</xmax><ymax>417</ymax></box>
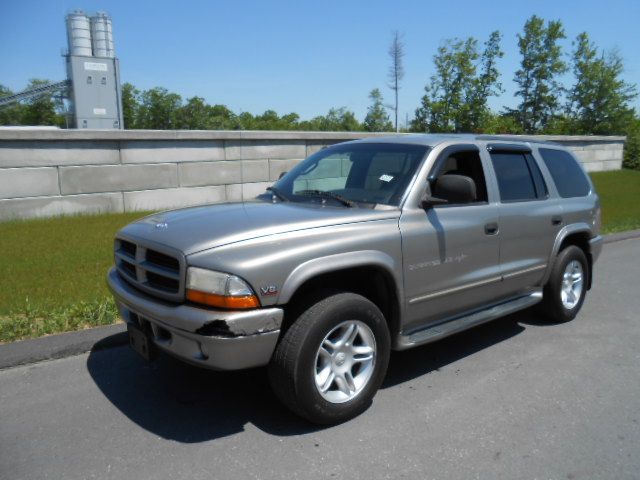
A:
<box><xmin>387</xmin><ymin>31</ymin><xmax>405</xmax><ymax>132</ymax></box>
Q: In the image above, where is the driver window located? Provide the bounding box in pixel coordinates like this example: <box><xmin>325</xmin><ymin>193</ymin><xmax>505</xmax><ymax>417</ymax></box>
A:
<box><xmin>430</xmin><ymin>150</ymin><xmax>488</xmax><ymax>204</ymax></box>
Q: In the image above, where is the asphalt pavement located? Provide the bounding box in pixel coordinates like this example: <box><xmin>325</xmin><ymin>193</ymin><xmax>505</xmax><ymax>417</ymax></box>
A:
<box><xmin>1</xmin><ymin>239</ymin><xmax>639</xmax><ymax>480</ymax></box>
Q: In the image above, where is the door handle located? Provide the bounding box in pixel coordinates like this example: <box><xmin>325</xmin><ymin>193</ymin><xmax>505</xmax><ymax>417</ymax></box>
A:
<box><xmin>551</xmin><ymin>215</ymin><xmax>563</xmax><ymax>226</ymax></box>
<box><xmin>484</xmin><ymin>222</ymin><xmax>499</xmax><ymax>235</ymax></box>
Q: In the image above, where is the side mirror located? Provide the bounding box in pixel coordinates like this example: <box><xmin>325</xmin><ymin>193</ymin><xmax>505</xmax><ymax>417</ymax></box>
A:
<box><xmin>420</xmin><ymin>191</ymin><xmax>449</xmax><ymax>208</ymax></box>
<box><xmin>428</xmin><ymin>174</ymin><xmax>477</xmax><ymax>206</ymax></box>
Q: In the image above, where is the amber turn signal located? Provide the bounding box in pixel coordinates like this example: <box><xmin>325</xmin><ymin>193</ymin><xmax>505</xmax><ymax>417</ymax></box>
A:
<box><xmin>186</xmin><ymin>289</ymin><xmax>260</xmax><ymax>309</ymax></box>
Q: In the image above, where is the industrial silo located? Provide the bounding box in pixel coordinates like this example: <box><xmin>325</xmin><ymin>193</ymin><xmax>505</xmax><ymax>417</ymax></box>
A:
<box><xmin>65</xmin><ymin>10</ymin><xmax>123</xmax><ymax>128</ymax></box>
<box><xmin>66</xmin><ymin>11</ymin><xmax>93</xmax><ymax>56</ymax></box>
<box><xmin>90</xmin><ymin>13</ymin><xmax>115</xmax><ymax>58</ymax></box>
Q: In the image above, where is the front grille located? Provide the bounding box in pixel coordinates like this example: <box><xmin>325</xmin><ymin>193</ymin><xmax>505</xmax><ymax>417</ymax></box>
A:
<box><xmin>120</xmin><ymin>240</ymin><xmax>136</xmax><ymax>258</ymax></box>
<box><xmin>114</xmin><ymin>237</ymin><xmax>185</xmax><ymax>301</ymax></box>
<box><xmin>120</xmin><ymin>260</ymin><xmax>136</xmax><ymax>279</ymax></box>
<box><xmin>146</xmin><ymin>271</ymin><xmax>180</xmax><ymax>292</ymax></box>
<box><xmin>146</xmin><ymin>249</ymin><xmax>180</xmax><ymax>271</ymax></box>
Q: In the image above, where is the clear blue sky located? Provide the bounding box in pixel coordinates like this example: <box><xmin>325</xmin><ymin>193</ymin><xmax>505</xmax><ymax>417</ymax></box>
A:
<box><xmin>1</xmin><ymin>0</ymin><xmax>639</xmax><ymax>125</ymax></box>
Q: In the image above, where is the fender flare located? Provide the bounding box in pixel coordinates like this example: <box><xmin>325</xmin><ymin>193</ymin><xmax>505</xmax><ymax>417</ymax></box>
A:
<box><xmin>277</xmin><ymin>250</ymin><xmax>402</xmax><ymax>305</ymax></box>
<box><xmin>541</xmin><ymin>222</ymin><xmax>594</xmax><ymax>285</ymax></box>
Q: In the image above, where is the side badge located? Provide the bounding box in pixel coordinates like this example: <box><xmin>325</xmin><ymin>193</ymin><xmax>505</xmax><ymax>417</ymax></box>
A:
<box><xmin>260</xmin><ymin>285</ymin><xmax>278</xmax><ymax>296</ymax></box>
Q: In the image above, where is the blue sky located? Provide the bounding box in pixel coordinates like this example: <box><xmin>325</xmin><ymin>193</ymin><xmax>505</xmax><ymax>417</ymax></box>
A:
<box><xmin>1</xmin><ymin>0</ymin><xmax>639</xmax><ymax>125</ymax></box>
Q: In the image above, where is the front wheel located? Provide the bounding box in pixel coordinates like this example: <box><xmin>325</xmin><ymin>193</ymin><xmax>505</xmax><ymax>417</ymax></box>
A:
<box><xmin>268</xmin><ymin>291</ymin><xmax>390</xmax><ymax>425</ymax></box>
<box><xmin>539</xmin><ymin>245</ymin><xmax>589</xmax><ymax>323</ymax></box>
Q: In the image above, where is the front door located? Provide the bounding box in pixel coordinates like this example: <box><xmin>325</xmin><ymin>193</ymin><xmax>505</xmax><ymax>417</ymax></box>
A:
<box><xmin>400</xmin><ymin>145</ymin><xmax>502</xmax><ymax>333</ymax></box>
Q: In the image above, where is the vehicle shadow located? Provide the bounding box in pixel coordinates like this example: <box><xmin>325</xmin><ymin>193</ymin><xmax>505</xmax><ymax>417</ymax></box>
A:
<box><xmin>383</xmin><ymin>313</ymin><xmax>526</xmax><ymax>388</ymax></box>
<box><xmin>86</xmin><ymin>310</ymin><xmax>534</xmax><ymax>443</ymax></box>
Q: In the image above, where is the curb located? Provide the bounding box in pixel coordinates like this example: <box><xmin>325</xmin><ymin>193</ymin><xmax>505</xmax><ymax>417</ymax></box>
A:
<box><xmin>1</xmin><ymin>229</ymin><xmax>639</xmax><ymax>370</ymax></box>
<box><xmin>0</xmin><ymin>323</ymin><xmax>127</xmax><ymax>370</ymax></box>
<box><xmin>602</xmin><ymin>229</ymin><xmax>640</xmax><ymax>244</ymax></box>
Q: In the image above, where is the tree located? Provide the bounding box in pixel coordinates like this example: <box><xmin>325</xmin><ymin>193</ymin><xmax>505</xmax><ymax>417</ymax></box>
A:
<box><xmin>0</xmin><ymin>85</ymin><xmax>24</xmax><ymax>126</ymax></box>
<box><xmin>623</xmin><ymin>115</ymin><xmax>640</xmax><ymax>170</ymax></box>
<box><xmin>412</xmin><ymin>38</ymin><xmax>476</xmax><ymax>133</ymax></box>
<box><xmin>567</xmin><ymin>32</ymin><xmax>637</xmax><ymax>134</ymax></box>
<box><xmin>121</xmin><ymin>83</ymin><xmax>140</xmax><ymax>129</ymax></box>
<box><xmin>510</xmin><ymin>16</ymin><xmax>567</xmax><ymax>133</ymax></box>
<box><xmin>177</xmin><ymin>96</ymin><xmax>212</xmax><ymax>129</ymax></box>
<box><xmin>364</xmin><ymin>88</ymin><xmax>392</xmax><ymax>132</ymax></box>
<box><xmin>20</xmin><ymin>79</ymin><xmax>65</xmax><ymax>127</ymax></box>
<box><xmin>301</xmin><ymin>107</ymin><xmax>363</xmax><ymax>131</ymax></box>
<box><xmin>387</xmin><ymin>31</ymin><xmax>405</xmax><ymax>132</ymax></box>
<box><xmin>137</xmin><ymin>87</ymin><xmax>182</xmax><ymax>129</ymax></box>
<box><xmin>412</xmin><ymin>32</ymin><xmax>503</xmax><ymax>133</ymax></box>
<box><xmin>481</xmin><ymin>111</ymin><xmax>523</xmax><ymax>134</ymax></box>
<box><xmin>208</xmin><ymin>104</ymin><xmax>241</xmax><ymax>130</ymax></box>
<box><xmin>235</xmin><ymin>110</ymin><xmax>300</xmax><ymax>130</ymax></box>
<box><xmin>467</xmin><ymin>31</ymin><xmax>504</xmax><ymax>131</ymax></box>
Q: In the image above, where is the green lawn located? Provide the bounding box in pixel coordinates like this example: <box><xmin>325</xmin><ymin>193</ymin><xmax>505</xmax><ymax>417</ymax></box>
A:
<box><xmin>0</xmin><ymin>169</ymin><xmax>639</xmax><ymax>343</ymax></box>
<box><xmin>0</xmin><ymin>212</ymin><xmax>151</xmax><ymax>343</ymax></box>
<box><xmin>590</xmin><ymin>169</ymin><xmax>640</xmax><ymax>233</ymax></box>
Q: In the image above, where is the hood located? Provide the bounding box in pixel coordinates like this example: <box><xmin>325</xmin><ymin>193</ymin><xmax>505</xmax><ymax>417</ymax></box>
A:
<box><xmin>119</xmin><ymin>201</ymin><xmax>399</xmax><ymax>255</ymax></box>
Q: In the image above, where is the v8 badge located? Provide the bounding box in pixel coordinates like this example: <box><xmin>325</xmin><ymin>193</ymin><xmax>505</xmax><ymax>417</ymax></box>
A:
<box><xmin>260</xmin><ymin>285</ymin><xmax>278</xmax><ymax>296</ymax></box>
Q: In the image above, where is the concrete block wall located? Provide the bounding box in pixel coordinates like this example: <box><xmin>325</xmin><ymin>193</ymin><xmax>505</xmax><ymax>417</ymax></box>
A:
<box><xmin>0</xmin><ymin>130</ymin><xmax>626</xmax><ymax>220</ymax></box>
<box><xmin>545</xmin><ymin>137</ymin><xmax>624</xmax><ymax>172</ymax></box>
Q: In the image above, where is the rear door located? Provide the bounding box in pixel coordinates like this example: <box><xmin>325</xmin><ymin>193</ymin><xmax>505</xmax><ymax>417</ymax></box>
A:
<box><xmin>484</xmin><ymin>143</ymin><xmax>563</xmax><ymax>295</ymax></box>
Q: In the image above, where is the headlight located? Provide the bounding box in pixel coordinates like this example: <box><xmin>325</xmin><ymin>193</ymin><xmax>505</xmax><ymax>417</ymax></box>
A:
<box><xmin>186</xmin><ymin>267</ymin><xmax>260</xmax><ymax>309</ymax></box>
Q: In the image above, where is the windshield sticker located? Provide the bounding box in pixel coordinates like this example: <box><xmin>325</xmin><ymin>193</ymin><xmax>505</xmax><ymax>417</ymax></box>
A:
<box><xmin>379</xmin><ymin>174</ymin><xmax>394</xmax><ymax>182</ymax></box>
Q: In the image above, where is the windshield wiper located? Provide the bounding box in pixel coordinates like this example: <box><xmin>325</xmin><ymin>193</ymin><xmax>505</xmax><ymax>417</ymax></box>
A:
<box><xmin>295</xmin><ymin>189</ymin><xmax>356</xmax><ymax>208</ymax></box>
<box><xmin>266</xmin><ymin>186</ymin><xmax>289</xmax><ymax>202</ymax></box>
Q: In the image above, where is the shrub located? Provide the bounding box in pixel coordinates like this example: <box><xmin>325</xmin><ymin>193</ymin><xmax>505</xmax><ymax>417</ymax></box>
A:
<box><xmin>623</xmin><ymin>119</ymin><xmax>640</xmax><ymax>170</ymax></box>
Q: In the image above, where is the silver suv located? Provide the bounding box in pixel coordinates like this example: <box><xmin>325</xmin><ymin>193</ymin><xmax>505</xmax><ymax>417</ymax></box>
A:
<box><xmin>108</xmin><ymin>135</ymin><xmax>603</xmax><ymax>424</ymax></box>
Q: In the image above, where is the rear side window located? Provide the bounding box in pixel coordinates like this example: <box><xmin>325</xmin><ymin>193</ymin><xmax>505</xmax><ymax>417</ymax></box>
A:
<box><xmin>538</xmin><ymin>148</ymin><xmax>591</xmax><ymax>198</ymax></box>
<box><xmin>489</xmin><ymin>152</ymin><xmax>547</xmax><ymax>202</ymax></box>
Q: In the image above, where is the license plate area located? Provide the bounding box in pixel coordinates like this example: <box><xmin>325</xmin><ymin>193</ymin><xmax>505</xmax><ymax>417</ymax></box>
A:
<box><xmin>127</xmin><ymin>322</ymin><xmax>156</xmax><ymax>361</ymax></box>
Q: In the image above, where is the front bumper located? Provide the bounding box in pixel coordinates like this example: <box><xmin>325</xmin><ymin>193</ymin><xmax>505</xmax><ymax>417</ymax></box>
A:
<box><xmin>107</xmin><ymin>267</ymin><xmax>283</xmax><ymax>370</ymax></box>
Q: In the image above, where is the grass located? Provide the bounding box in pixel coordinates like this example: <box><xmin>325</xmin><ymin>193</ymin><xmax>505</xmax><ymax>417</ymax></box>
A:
<box><xmin>0</xmin><ymin>169</ymin><xmax>638</xmax><ymax>343</ymax></box>
<box><xmin>0</xmin><ymin>212</ymin><xmax>151</xmax><ymax>343</ymax></box>
<box><xmin>590</xmin><ymin>169</ymin><xmax>640</xmax><ymax>234</ymax></box>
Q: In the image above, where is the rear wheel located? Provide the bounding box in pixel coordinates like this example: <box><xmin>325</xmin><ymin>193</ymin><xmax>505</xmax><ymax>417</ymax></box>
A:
<box><xmin>269</xmin><ymin>291</ymin><xmax>390</xmax><ymax>425</ymax></box>
<box><xmin>539</xmin><ymin>245</ymin><xmax>589</xmax><ymax>323</ymax></box>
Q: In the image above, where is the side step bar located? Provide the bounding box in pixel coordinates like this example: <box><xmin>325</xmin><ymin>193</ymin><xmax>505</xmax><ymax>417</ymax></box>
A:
<box><xmin>395</xmin><ymin>290</ymin><xmax>543</xmax><ymax>350</ymax></box>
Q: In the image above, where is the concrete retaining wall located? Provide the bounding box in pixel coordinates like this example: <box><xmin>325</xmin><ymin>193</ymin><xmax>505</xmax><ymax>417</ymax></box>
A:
<box><xmin>0</xmin><ymin>130</ymin><xmax>626</xmax><ymax>220</ymax></box>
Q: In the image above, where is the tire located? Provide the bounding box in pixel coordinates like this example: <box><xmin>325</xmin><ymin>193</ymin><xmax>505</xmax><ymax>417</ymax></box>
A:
<box><xmin>269</xmin><ymin>291</ymin><xmax>390</xmax><ymax>425</ymax></box>
<box><xmin>539</xmin><ymin>245</ymin><xmax>589</xmax><ymax>323</ymax></box>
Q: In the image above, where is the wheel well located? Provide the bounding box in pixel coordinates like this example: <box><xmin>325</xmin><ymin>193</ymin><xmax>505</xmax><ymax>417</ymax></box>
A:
<box><xmin>558</xmin><ymin>232</ymin><xmax>593</xmax><ymax>289</ymax></box>
<box><xmin>281</xmin><ymin>266</ymin><xmax>401</xmax><ymax>339</ymax></box>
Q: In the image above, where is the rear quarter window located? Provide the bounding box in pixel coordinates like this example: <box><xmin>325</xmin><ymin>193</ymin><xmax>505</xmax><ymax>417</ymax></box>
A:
<box><xmin>538</xmin><ymin>148</ymin><xmax>591</xmax><ymax>198</ymax></box>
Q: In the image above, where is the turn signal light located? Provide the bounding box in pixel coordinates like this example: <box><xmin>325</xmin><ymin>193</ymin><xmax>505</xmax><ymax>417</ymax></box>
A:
<box><xmin>186</xmin><ymin>289</ymin><xmax>260</xmax><ymax>309</ymax></box>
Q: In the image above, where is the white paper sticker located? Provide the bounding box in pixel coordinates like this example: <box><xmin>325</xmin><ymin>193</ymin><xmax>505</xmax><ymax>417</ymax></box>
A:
<box><xmin>379</xmin><ymin>174</ymin><xmax>394</xmax><ymax>182</ymax></box>
<box><xmin>84</xmin><ymin>62</ymin><xmax>108</xmax><ymax>72</ymax></box>
<box><xmin>93</xmin><ymin>108</ymin><xmax>107</xmax><ymax>115</ymax></box>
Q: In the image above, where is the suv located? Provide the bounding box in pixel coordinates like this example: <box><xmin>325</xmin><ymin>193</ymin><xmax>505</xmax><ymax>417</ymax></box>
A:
<box><xmin>108</xmin><ymin>135</ymin><xmax>602</xmax><ymax>424</ymax></box>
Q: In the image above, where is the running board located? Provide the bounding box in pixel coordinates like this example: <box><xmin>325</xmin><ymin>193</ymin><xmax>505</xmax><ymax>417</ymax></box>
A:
<box><xmin>395</xmin><ymin>290</ymin><xmax>543</xmax><ymax>350</ymax></box>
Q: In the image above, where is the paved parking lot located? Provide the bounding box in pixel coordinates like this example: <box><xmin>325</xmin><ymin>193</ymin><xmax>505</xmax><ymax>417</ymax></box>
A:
<box><xmin>1</xmin><ymin>239</ymin><xmax>639</xmax><ymax>480</ymax></box>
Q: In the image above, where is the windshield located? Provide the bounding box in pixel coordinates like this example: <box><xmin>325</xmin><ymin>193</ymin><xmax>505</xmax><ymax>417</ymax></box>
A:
<box><xmin>267</xmin><ymin>142</ymin><xmax>429</xmax><ymax>207</ymax></box>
